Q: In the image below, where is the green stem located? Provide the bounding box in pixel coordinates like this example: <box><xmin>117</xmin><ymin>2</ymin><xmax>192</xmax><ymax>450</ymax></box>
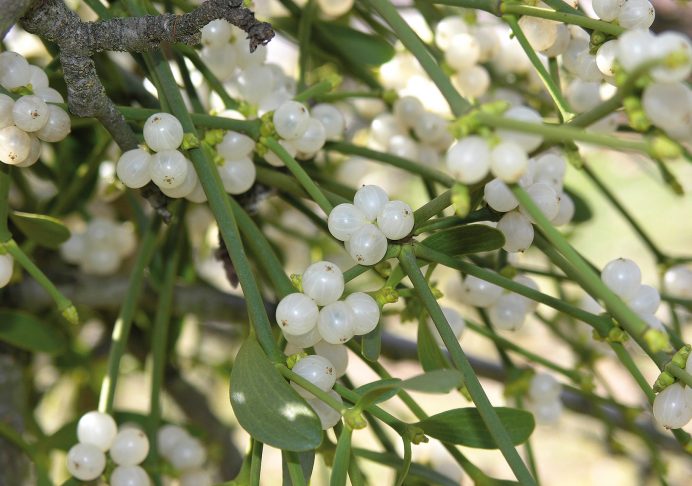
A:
<box><xmin>294</xmin><ymin>80</ymin><xmax>333</xmax><ymax>103</ymax></box>
<box><xmin>413</xmin><ymin>190</ymin><xmax>452</xmax><ymax>226</ymax></box>
<box><xmin>368</xmin><ymin>0</ymin><xmax>470</xmax><ymax>116</ymax></box>
<box><xmin>501</xmin><ymin>4</ymin><xmax>624</xmax><ymax>36</ymax></box>
<box><xmin>0</xmin><ymin>165</ymin><xmax>12</xmax><ymax>241</ymax></box>
<box><xmin>413</xmin><ymin>207</ymin><xmax>499</xmax><ymax>235</ymax></box>
<box><xmin>398</xmin><ymin>246</ymin><xmax>537</xmax><ymax>486</ymax></box>
<box><xmin>611</xmin><ymin>343</ymin><xmax>656</xmax><ymax>402</ymax></box>
<box><xmin>276</xmin><ymin>364</ymin><xmax>346</xmax><ymax>413</ymax></box>
<box><xmin>283</xmin><ymin>450</ymin><xmax>307</xmax><ymax>486</ymax></box>
<box><xmin>331</xmin><ymin>426</ymin><xmax>353</xmax><ymax>486</ymax></box>
<box><xmin>176</xmin><ymin>45</ymin><xmax>238</xmax><ymax>109</ymax></box>
<box><xmin>504</xmin><ymin>15</ymin><xmax>573</xmax><ymax>121</ymax></box>
<box><xmin>352</xmin><ymin>448</ymin><xmax>458</xmax><ymax>486</ymax></box>
<box><xmin>98</xmin><ymin>217</ymin><xmax>160</xmax><ymax>413</ymax></box>
<box><xmin>250</xmin><ymin>439</ymin><xmax>263</xmax><ymax>486</ymax></box>
<box><xmin>667</xmin><ymin>364</ymin><xmax>692</xmax><ymax>389</ymax></box>
<box><xmin>297</xmin><ymin>0</ymin><xmax>316</xmax><ymax>91</ymax></box>
<box><xmin>263</xmin><ymin>137</ymin><xmax>333</xmax><ymax>214</ymax></box>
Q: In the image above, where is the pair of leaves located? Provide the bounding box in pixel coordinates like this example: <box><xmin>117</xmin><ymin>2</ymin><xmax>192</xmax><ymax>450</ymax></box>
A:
<box><xmin>9</xmin><ymin>211</ymin><xmax>70</xmax><ymax>248</ymax></box>
<box><xmin>420</xmin><ymin>224</ymin><xmax>505</xmax><ymax>256</ymax></box>
<box><xmin>0</xmin><ymin>310</ymin><xmax>66</xmax><ymax>354</ymax></box>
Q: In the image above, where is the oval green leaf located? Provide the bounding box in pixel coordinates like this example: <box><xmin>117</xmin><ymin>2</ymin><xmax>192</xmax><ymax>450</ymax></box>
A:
<box><xmin>10</xmin><ymin>211</ymin><xmax>70</xmax><ymax>249</ymax></box>
<box><xmin>318</xmin><ymin>21</ymin><xmax>395</xmax><ymax>66</ymax></box>
<box><xmin>0</xmin><ymin>310</ymin><xmax>66</xmax><ymax>354</ymax></box>
<box><xmin>354</xmin><ymin>378</ymin><xmax>401</xmax><ymax>408</ymax></box>
<box><xmin>417</xmin><ymin>319</ymin><xmax>451</xmax><ymax>372</ymax></box>
<box><xmin>421</xmin><ymin>225</ymin><xmax>505</xmax><ymax>256</ymax></box>
<box><xmin>416</xmin><ymin>407</ymin><xmax>535</xmax><ymax>449</ymax></box>
<box><xmin>401</xmin><ymin>369</ymin><xmax>464</xmax><ymax>394</ymax></box>
<box><xmin>563</xmin><ymin>186</ymin><xmax>592</xmax><ymax>223</ymax></box>
<box><xmin>230</xmin><ymin>337</ymin><xmax>322</xmax><ymax>451</ymax></box>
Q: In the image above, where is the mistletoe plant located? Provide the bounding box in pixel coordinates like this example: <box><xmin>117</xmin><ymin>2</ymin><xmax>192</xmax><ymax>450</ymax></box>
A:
<box><xmin>0</xmin><ymin>0</ymin><xmax>691</xmax><ymax>485</ymax></box>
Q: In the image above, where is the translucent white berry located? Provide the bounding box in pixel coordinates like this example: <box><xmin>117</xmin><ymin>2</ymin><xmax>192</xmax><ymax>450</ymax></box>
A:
<box><xmin>218</xmin><ymin>157</ymin><xmax>255</xmax><ymax>195</ymax></box>
<box><xmin>663</xmin><ymin>265</ymin><xmax>692</xmax><ymax>299</ymax></box>
<box><xmin>276</xmin><ymin>293</ymin><xmax>319</xmax><ymax>335</ymax></box>
<box><xmin>454</xmin><ymin>64</ymin><xmax>491</xmax><ymax>99</ymax></box>
<box><xmin>77</xmin><ymin>411</ymin><xmax>118</xmax><ymax>452</ymax></box>
<box><xmin>273</xmin><ymin>101</ymin><xmax>310</xmax><ymax>140</ymax></box>
<box><xmin>308</xmin><ymin>389</ymin><xmax>343</xmax><ymax>430</ymax></box>
<box><xmin>35</xmin><ymin>105</ymin><xmax>70</xmax><ymax>142</ymax></box>
<box><xmin>158</xmin><ymin>425</ymin><xmax>190</xmax><ymax>460</ymax></box>
<box><xmin>290</xmin><ymin>118</ymin><xmax>326</xmax><ymax>154</ymax></box>
<box><xmin>0</xmin><ymin>125</ymin><xmax>31</xmax><ymax>165</ymax></box>
<box><xmin>518</xmin><ymin>16</ymin><xmax>558</xmax><ymax>52</ymax></box>
<box><xmin>496</xmin><ymin>106</ymin><xmax>543</xmax><ymax>152</ymax></box>
<box><xmin>651</xmin><ymin>32</ymin><xmax>692</xmax><ymax>83</ymax></box>
<box><xmin>490</xmin><ymin>141</ymin><xmax>528</xmax><ymax>184</ymax></box>
<box><xmin>519</xmin><ymin>183</ymin><xmax>560</xmax><ymax>223</ymax></box>
<box><xmin>513</xmin><ymin>275</ymin><xmax>540</xmax><ymax>312</ymax></box>
<box><xmin>354</xmin><ymin>185</ymin><xmax>389</xmax><ymax>221</ymax></box>
<box><xmin>0</xmin><ymin>254</ymin><xmax>13</xmax><ymax>287</ymax></box>
<box><xmin>535</xmin><ymin>153</ymin><xmax>566</xmax><ymax>188</ymax></box>
<box><xmin>186</xmin><ymin>180</ymin><xmax>208</xmax><ymax>203</ymax></box>
<box><xmin>489</xmin><ymin>293</ymin><xmax>529</xmax><ymax>330</ymax></box>
<box><xmin>617</xmin><ymin>29</ymin><xmax>656</xmax><ymax>72</ymax></box>
<box><xmin>377</xmin><ymin>200</ymin><xmax>414</xmax><ymax>240</ymax></box>
<box><xmin>346</xmin><ymin>224</ymin><xmax>388</xmax><ymax>266</ymax></box>
<box><xmin>371</xmin><ymin>113</ymin><xmax>406</xmax><ymax>146</ymax></box>
<box><xmin>34</xmin><ymin>87</ymin><xmax>64</xmax><ymax>104</ymax></box>
<box><xmin>626</xmin><ymin>284</ymin><xmax>660</xmax><ymax>316</ymax></box>
<box><xmin>201</xmin><ymin>19</ymin><xmax>233</xmax><ymax>47</ymax></box>
<box><xmin>529</xmin><ymin>373</ymin><xmax>561</xmax><ymax>402</ymax></box>
<box><xmin>653</xmin><ymin>383</ymin><xmax>692</xmax><ymax>429</ymax></box>
<box><xmin>66</xmin><ymin>443</ymin><xmax>106</xmax><ymax>481</ymax></box>
<box><xmin>12</xmin><ymin>95</ymin><xmax>49</xmax><ymax>132</ymax></box>
<box><xmin>110</xmin><ymin>428</ymin><xmax>150</xmax><ymax>466</ymax></box>
<box><xmin>435</xmin><ymin>17</ymin><xmax>468</xmax><ymax>51</ymax></box>
<box><xmin>412</xmin><ymin>112</ymin><xmax>448</xmax><ymax>144</ymax></box>
<box><xmin>318</xmin><ymin>301</ymin><xmax>355</xmax><ymax>345</ymax></box>
<box><xmin>551</xmin><ymin>192</ymin><xmax>575</xmax><ymax>226</ymax></box>
<box><xmin>27</xmin><ymin>65</ymin><xmax>49</xmax><ymax>90</ymax></box>
<box><xmin>592</xmin><ymin>0</ymin><xmax>623</xmax><ymax>21</ymax></box>
<box><xmin>387</xmin><ymin>135</ymin><xmax>418</xmax><ymax>160</ymax></box>
<box><xmin>217</xmin><ymin>131</ymin><xmax>255</xmax><ymax>160</ymax></box>
<box><xmin>317</xmin><ymin>0</ymin><xmax>354</xmax><ymax>16</ymax></box>
<box><xmin>236</xmin><ymin>64</ymin><xmax>274</xmax><ymax>104</ymax></box>
<box><xmin>601</xmin><ymin>258</ymin><xmax>641</xmax><ymax>300</ymax></box>
<box><xmin>446</xmin><ymin>136</ymin><xmax>491</xmax><ymax>184</ymax></box>
<box><xmin>150</xmin><ymin>150</ymin><xmax>188</xmax><ymax>189</ymax></box>
<box><xmin>16</xmin><ymin>134</ymin><xmax>41</xmax><ymax>168</ymax></box>
<box><xmin>617</xmin><ymin>0</ymin><xmax>655</xmax><ymax>30</ymax></box>
<box><xmin>497</xmin><ymin>211</ymin><xmax>534</xmax><ymax>252</ymax></box>
<box><xmin>427</xmin><ymin>306</ymin><xmax>465</xmax><ymax>346</ymax></box>
<box><xmin>161</xmin><ymin>159</ymin><xmax>198</xmax><ymax>199</ymax></box>
<box><xmin>144</xmin><ymin>113</ymin><xmax>184</xmax><ymax>152</ymax></box>
<box><xmin>291</xmin><ymin>355</ymin><xmax>337</xmax><ymax>398</ymax></box>
<box><xmin>311</xmin><ymin>103</ymin><xmax>345</xmax><ymax>140</ymax></box>
<box><xmin>541</xmin><ymin>23</ymin><xmax>570</xmax><ymax>57</ymax></box>
<box><xmin>117</xmin><ymin>149</ymin><xmax>152</xmax><ymax>189</ymax></box>
<box><xmin>201</xmin><ymin>45</ymin><xmax>237</xmax><ymax>81</ymax></box>
<box><xmin>596</xmin><ymin>40</ymin><xmax>619</xmax><ymax>78</ymax></box>
<box><xmin>180</xmin><ymin>469</ymin><xmax>213</xmax><ymax>486</ymax></box>
<box><xmin>328</xmin><ymin>203</ymin><xmax>368</xmax><ymax>241</ymax></box>
<box><xmin>0</xmin><ymin>51</ymin><xmax>31</xmax><ymax>90</ymax></box>
<box><xmin>445</xmin><ymin>33</ymin><xmax>480</xmax><ymax>70</ymax></box>
<box><xmin>302</xmin><ymin>261</ymin><xmax>345</xmax><ymax>306</ymax></box>
<box><xmin>642</xmin><ymin>82</ymin><xmax>691</xmax><ymax>133</ymax></box>
<box><xmin>532</xmin><ymin>399</ymin><xmax>563</xmax><ymax>425</ymax></box>
<box><xmin>284</xmin><ymin>325</ymin><xmax>322</xmax><ymax>348</ymax></box>
<box><xmin>169</xmin><ymin>436</ymin><xmax>207</xmax><ymax>470</ymax></box>
<box><xmin>264</xmin><ymin>138</ymin><xmax>297</xmax><ymax>167</ymax></box>
<box><xmin>393</xmin><ymin>96</ymin><xmax>424</xmax><ymax>127</ymax></box>
<box><xmin>110</xmin><ymin>465</ymin><xmax>150</xmax><ymax>486</ymax></box>
<box><xmin>345</xmin><ymin>292</ymin><xmax>380</xmax><ymax>335</ymax></box>
<box><xmin>314</xmin><ymin>341</ymin><xmax>348</xmax><ymax>377</ymax></box>
<box><xmin>484</xmin><ymin>178</ymin><xmax>518</xmax><ymax>212</ymax></box>
<box><xmin>0</xmin><ymin>94</ymin><xmax>14</xmax><ymax>129</ymax></box>
<box><xmin>462</xmin><ymin>274</ymin><xmax>502</xmax><ymax>307</ymax></box>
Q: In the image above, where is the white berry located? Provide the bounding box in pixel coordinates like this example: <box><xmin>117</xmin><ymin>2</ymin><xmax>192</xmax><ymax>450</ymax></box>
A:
<box><xmin>0</xmin><ymin>51</ymin><xmax>31</xmax><ymax>90</ymax></box>
<box><xmin>217</xmin><ymin>131</ymin><xmax>255</xmax><ymax>160</ymax></box>
<box><xmin>0</xmin><ymin>254</ymin><xmax>13</xmax><ymax>288</ymax></box>
<box><xmin>496</xmin><ymin>106</ymin><xmax>543</xmax><ymax>152</ymax></box>
<box><xmin>328</xmin><ymin>203</ymin><xmax>368</xmax><ymax>242</ymax></box>
<box><xmin>110</xmin><ymin>465</ymin><xmax>150</xmax><ymax>486</ymax></box>
<box><xmin>219</xmin><ymin>157</ymin><xmax>256</xmax><ymax>195</ymax></box>
<box><xmin>626</xmin><ymin>284</ymin><xmax>661</xmax><ymax>316</ymax></box>
<box><xmin>529</xmin><ymin>373</ymin><xmax>561</xmax><ymax>402</ymax></box>
<box><xmin>489</xmin><ymin>293</ymin><xmax>529</xmax><ymax>330</ymax></box>
<box><xmin>601</xmin><ymin>258</ymin><xmax>641</xmax><ymax>300</ymax></box>
<box><xmin>273</xmin><ymin>101</ymin><xmax>310</xmax><ymax>140</ymax></box>
<box><xmin>653</xmin><ymin>383</ymin><xmax>692</xmax><ymax>429</ymax></box>
<box><xmin>377</xmin><ymin>200</ymin><xmax>414</xmax><ymax>240</ymax></box>
<box><xmin>345</xmin><ymin>292</ymin><xmax>380</xmax><ymax>335</ymax></box>
<box><xmin>117</xmin><ymin>149</ymin><xmax>152</xmax><ymax>189</ymax></box>
<box><xmin>66</xmin><ymin>443</ymin><xmax>106</xmax><ymax>481</ymax></box>
<box><xmin>446</xmin><ymin>136</ymin><xmax>491</xmax><ymax>184</ymax></box>
<box><xmin>35</xmin><ymin>105</ymin><xmax>71</xmax><ymax>142</ymax></box>
<box><xmin>0</xmin><ymin>125</ymin><xmax>31</xmax><ymax>165</ymax></box>
<box><xmin>663</xmin><ymin>265</ymin><xmax>692</xmax><ymax>299</ymax></box>
<box><xmin>144</xmin><ymin>113</ymin><xmax>184</xmax><ymax>152</ymax></box>
<box><xmin>109</xmin><ymin>428</ymin><xmax>150</xmax><ymax>466</ymax></box>
<box><xmin>158</xmin><ymin>424</ymin><xmax>190</xmax><ymax>460</ymax></box>
<box><xmin>169</xmin><ymin>436</ymin><xmax>207</xmax><ymax>470</ymax></box>
<box><xmin>346</xmin><ymin>223</ymin><xmax>388</xmax><ymax>266</ymax></box>
<box><xmin>462</xmin><ymin>274</ymin><xmax>502</xmax><ymax>307</ymax></box>
<box><xmin>314</xmin><ymin>341</ymin><xmax>348</xmax><ymax>377</ymax></box>
<box><xmin>276</xmin><ymin>293</ymin><xmax>319</xmax><ymax>335</ymax></box>
<box><xmin>291</xmin><ymin>355</ymin><xmax>337</xmax><ymax>398</ymax></box>
<box><xmin>318</xmin><ymin>301</ymin><xmax>356</xmax><ymax>345</ymax></box>
<box><xmin>427</xmin><ymin>306</ymin><xmax>465</xmax><ymax>346</ymax></box>
<box><xmin>77</xmin><ymin>411</ymin><xmax>118</xmax><ymax>452</ymax></box>
<box><xmin>519</xmin><ymin>183</ymin><xmax>560</xmax><ymax>223</ymax></box>
<box><xmin>354</xmin><ymin>184</ymin><xmax>389</xmax><ymax>221</ymax></box>
<box><xmin>484</xmin><ymin>178</ymin><xmax>518</xmax><ymax>212</ymax></box>
<box><xmin>302</xmin><ymin>261</ymin><xmax>345</xmax><ymax>306</ymax></box>
<box><xmin>150</xmin><ymin>150</ymin><xmax>189</xmax><ymax>189</ymax></box>
<box><xmin>490</xmin><ymin>141</ymin><xmax>528</xmax><ymax>183</ymax></box>
<box><xmin>497</xmin><ymin>210</ymin><xmax>534</xmax><ymax>252</ymax></box>
<box><xmin>307</xmin><ymin>389</ymin><xmax>343</xmax><ymax>430</ymax></box>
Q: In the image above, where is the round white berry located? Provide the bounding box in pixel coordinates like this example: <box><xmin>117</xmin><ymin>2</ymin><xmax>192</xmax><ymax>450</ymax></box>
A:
<box><xmin>454</xmin><ymin>64</ymin><xmax>491</xmax><ymax>99</ymax></box>
<box><xmin>462</xmin><ymin>274</ymin><xmax>503</xmax><ymax>307</ymax></box>
<box><xmin>0</xmin><ymin>126</ymin><xmax>31</xmax><ymax>165</ymax></box>
<box><xmin>393</xmin><ymin>96</ymin><xmax>424</xmax><ymax>127</ymax></box>
<box><xmin>284</xmin><ymin>325</ymin><xmax>322</xmax><ymax>348</ymax></box>
<box><xmin>186</xmin><ymin>180</ymin><xmax>208</xmax><ymax>203</ymax></box>
<box><xmin>446</xmin><ymin>136</ymin><xmax>491</xmax><ymax>184</ymax></box>
<box><xmin>110</xmin><ymin>428</ymin><xmax>150</xmax><ymax>466</ymax></box>
<box><xmin>518</xmin><ymin>16</ymin><xmax>558</xmax><ymax>52</ymax></box>
<box><xmin>626</xmin><ymin>284</ymin><xmax>660</xmax><ymax>316</ymax></box>
<box><xmin>0</xmin><ymin>254</ymin><xmax>13</xmax><ymax>288</ymax></box>
<box><xmin>201</xmin><ymin>19</ymin><xmax>233</xmax><ymax>47</ymax></box>
<box><xmin>201</xmin><ymin>45</ymin><xmax>237</xmax><ymax>81</ymax></box>
<box><xmin>651</xmin><ymin>32</ymin><xmax>692</xmax><ymax>83</ymax></box>
<box><xmin>161</xmin><ymin>159</ymin><xmax>198</xmax><ymax>199</ymax></box>
<box><xmin>445</xmin><ymin>33</ymin><xmax>480</xmax><ymax>70</ymax></box>
<box><xmin>484</xmin><ymin>178</ymin><xmax>518</xmax><ymax>212</ymax></box>
<box><xmin>497</xmin><ymin>211</ymin><xmax>534</xmax><ymax>253</ymax></box>
<box><xmin>387</xmin><ymin>135</ymin><xmax>418</xmax><ymax>160</ymax></box>
<box><xmin>34</xmin><ymin>87</ymin><xmax>64</xmax><ymax>104</ymax></box>
<box><xmin>308</xmin><ymin>389</ymin><xmax>343</xmax><ymax>430</ymax></box>
<box><xmin>273</xmin><ymin>101</ymin><xmax>310</xmax><ymax>140</ymax></box>
<box><xmin>617</xmin><ymin>0</ymin><xmax>655</xmax><ymax>30</ymax></box>
<box><xmin>77</xmin><ymin>411</ymin><xmax>118</xmax><ymax>452</ymax></box>
<box><xmin>496</xmin><ymin>106</ymin><xmax>543</xmax><ymax>152</ymax></box>
<box><xmin>314</xmin><ymin>341</ymin><xmax>348</xmax><ymax>377</ymax></box>
<box><xmin>601</xmin><ymin>258</ymin><xmax>641</xmax><ymax>300</ymax></box>
<box><xmin>27</xmin><ymin>65</ymin><xmax>49</xmax><ymax>90</ymax></box>
<box><xmin>345</xmin><ymin>292</ymin><xmax>380</xmax><ymax>335</ymax></box>
<box><xmin>264</xmin><ymin>138</ymin><xmax>297</xmax><ymax>167</ymax></box>
<box><xmin>318</xmin><ymin>301</ymin><xmax>355</xmax><ymax>345</ymax></box>
<box><xmin>513</xmin><ymin>274</ymin><xmax>540</xmax><ymax>312</ymax></box>
<box><xmin>663</xmin><ymin>266</ymin><xmax>692</xmax><ymax>299</ymax></box>
<box><xmin>158</xmin><ymin>425</ymin><xmax>190</xmax><ymax>460</ymax></box>
<box><xmin>169</xmin><ymin>436</ymin><xmax>207</xmax><ymax>470</ymax></box>
<box><xmin>219</xmin><ymin>157</ymin><xmax>255</xmax><ymax>195</ymax></box>
<box><xmin>116</xmin><ymin>149</ymin><xmax>152</xmax><ymax>189</ymax></box>
<box><xmin>217</xmin><ymin>131</ymin><xmax>255</xmax><ymax>160</ymax></box>
<box><xmin>0</xmin><ymin>94</ymin><xmax>14</xmax><ymax>129</ymax></box>
<box><xmin>377</xmin><ymin>200</ymin><xmax>414</xmax><ymax>240</ymax></box>
<box><xmin>412</xmin><ymin>112</ymin><xmax>448</xmax><ymax>144</ymax></box>
<box><xmin>346</xmin><ymin>223</ymin><xmax>388</xmax><ymax>266</ymax></box>
<box><xmin>435</xmin><ymin>17</ymin><xmax>468</xmax><ymax>51</ymax></box>
<box><xmin>60</xmin><ymin>233</ymin><xmax>85</xmax><ymax>264</ymax></box>
<box><xmin>540</xmin><ymin>23</ymin><xmax>570</xmax><ymax>57</ymax></box>
<box><xmin>66</xmin><ymin>443</ymin><xmax>106</xmax><ymax>481</ymax></box>
<box><xmin>328</xmin><ymin>203</ymin><xmax>368</xmax><ymax>242</ymax></box>
<box><xmin>236</xmin><ymin>64</ymin><xmax>275</xmax><ymax>104</ymax></box>
<box><xmin>302</xmin><ymin>261</ymin><xmax>345</xmax><ymax>306</ymax></box>
<box><xmin>371</xmin><ymin>113</ymin><xmax>406</xmax><ymax>146</ymax></box>
<box><xmin>0</xmin><ymin>51</ymin><xmax>31</xmax><ymax>90</ymax></box>
<box><xmin>519</xmin><ymin>183</ymin><xmax>560</xmax><ymax>223</ymax></box>
<box><xmin>489</xmin><ymin>293</ymin><xmax>529</xmax><ymax>330</ymax></box>
<box><xmin>150</xmin><ymin>150</ymin><xmax>189</xmax><ymax>189</ymax></box>
<box><xmin>592</xmin><ymin>0</ymin><xmax>624</xmax><ymax>21</ymax></box>
<box><xmin>276</xmin><ymin>293</ymin><xmax>319</xmax><ymax>335</ymax></box>
<box><xmin>317</xmin><ymin>0</ymin><xmax>354</xmax><ymax>16</ymax></box>
<box><xmin>144</xmin><ymin>113</ymin><xmax>184</xmax><ymax>152</ymax></box>
<box><xmin>180</xmin><ymin>469</ymin><xmax>213</xmax><ymax>486</ymax></box>
<box><xmin>551</xmin><ymin>192</ymin><xmax>575</xmax><ymax>226</ymax></box>
<box><xmin>653</xmin><ymin>383</ymin><xmax>692</xmax><ymax>429</ymax></box>
<box><xmin>311</xmin><ymin>104</ymin><xmax>345</xmax><ymax>140</ymax></box>
<box><xmin>81</xmin><ymin>248</ymin><xmax>121</xmax><ymax>276</ymax></box>
<box><xmin>35</xmin><ymin>105</ymin><xmax>71</xmax><ymax>142</ymax></box>
<box><xmin>617</xmin><ymin>29</ymin><xmax>656</xmax><ymax>72</ymax></box>
<box><xmin>529</xmin><ymin>373</ymin><xmax>561</xmax><ymax>402</ymax></box>
<box><xmin>11</xmin><ymin>95</ymin><xmax>48</xmax><ymax>132</ymax></box>
<box><xmin>532</xmin><ymin>399</ymin><xmax>563</xmax><ymax>425</ymax></box>
<box><xmin>290</xmin><ymin>118</ymin><xmax>326</xmax><ymax>154</ymax></box>
<box><xmin>16</xmin><ymin>134</ymin><xmax>41</xmax><ymax>168</ymax></box>
<box><xmin>596</xmin><ymin>40</ymin><xmax>619</xmax><ymax>78</ymax></box>
<box><xmin>427</xmin><ymin>306</ymin><xmax>465</xmax><ymax>346</ymax></box>
<box><xmin>291</xmin><ymin>355</ymin><xmax>337</xmax><ymax>398</ymax></box>
<box><xmin>354</xmin><ymin>185</ymin><xmax>389</xmax><ymax>222</ymax></box>
<box><xmin>110</xmin><ymin>465</ymin><xmax>150</xmax><ymax>486</ymax></box>
<box><xmin>490</xmin><ymin>141</ymin><xmax>528</xmax><ymax>183</ymax></box>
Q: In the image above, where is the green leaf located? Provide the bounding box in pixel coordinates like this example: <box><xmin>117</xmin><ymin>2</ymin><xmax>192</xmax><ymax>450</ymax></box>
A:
<box><xmin>417</xmin><ymin>319</ymin><xmax>452</xmax><ymax>372</ymax></box>
<box><xmin>421</xmin><ymin>225</ymin><xmax>505</xmax><ymax>256</ymax></box>
<box><xmin>10</xmin><ymin>211</ymin><xmax>70</xmax><ymax>248</ymax></box>
<box><xmin>354</xmin><ymin>378</ymin><xmax>401</xmax><ymax>408</ymax></box>
<box><xmin>416</xmin><ymin>407</ymin><xmax>535</xmax><ymax>449</ymax></box>
<box><xmin>0</xmin><ymin>310</ymin><xmax>66</xmax><ymax>354</ymax></box>
<box><xmin>330</xmin><ymin>426</ymin><xmax>353</xmax><ymax>486</ymax></box>
<box><xmin>400</xmin><ymin>369</ymin><xmax>464</xmax><ymax>393</ymax></box>
<box><xmin>563</xmin><ymin>186</ymin><xmax>592</xmax><ymax>223</ymax></box>
<box><xmin>39</xmin><ymin>419</ymin><xmax>76</xmax><ymax>452</ymax></box>
<box><xmin>229</xmin><ymin>336</ymin><xmax>322</xmax><ymax>451</ymax></box>
<box><xmin>319</xmin><ymin>22</ymin><xmax>395</xmax><ymax>66</ymax></box>
<box><xmin>361</xmin><ymin>323</ymin><xmax>381</xmax><ymax>362</ymax></box>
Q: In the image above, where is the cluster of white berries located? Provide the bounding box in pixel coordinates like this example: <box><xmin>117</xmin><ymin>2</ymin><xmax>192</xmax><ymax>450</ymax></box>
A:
<box><xmin>116</xmin><ymin>113</ymin><xmax>207</xmax><ymax>203</ymax></box>
<box><xmin>600</xmin><ymin>258</ymin><xmax>663</xmax><ymax>329</ymax></box>
<box><xmin>368</xmin><ymin>96</ymin><xmax>452</xmax><ymax>167</ymax></box>
<box><xmin>459</xmin><ymin>273</ymin><xmax>540</xmax><ymax>331</ymax></box>
<box><xmin>328</xmin><ymin>184</ymin><xmax>414</xmax><ymax>265</ymax></box>
<box><xmin>60</xmin><ymin>218</ymin><xmax>136</xmax><ymax>276</ymax></box>
<box><xmin>157</xmin><ymin>424</ymin><xmax>211</xmax><ymax>485</ymax></box>
<box><xmin>214</xmin><ymin>129</ymin><xmax>257</xmax><ymax>195</ymax></box>
<box><xmin>653</xmin><ymin>355</ymin><xmax>692</xmax><ymax>430</ymax></box>
<box><xmin>527</xmin><ymin>372</ymin><xmax>563</xmax><ymax>425</ymax></box>
<box><xmin>67</xmin><ymin>411</ymin><xmax>150</xmax><ymax>484</ymax></box>
<box><xmin>0</xmin><ymin>51</ymin><xmax>71</xmax><ymax>167</ymax></box>
<box><xmin>0</xmin><ymin>252</ymin><xmax>13</xmax><ymax>288</ymax></box>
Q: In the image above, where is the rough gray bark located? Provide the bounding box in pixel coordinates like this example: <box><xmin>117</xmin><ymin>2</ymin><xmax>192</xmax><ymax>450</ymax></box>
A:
<box><xmin>0</xmin><ymin>0</ymin><xmax>35</xmax><ymax>39</ymax></box>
